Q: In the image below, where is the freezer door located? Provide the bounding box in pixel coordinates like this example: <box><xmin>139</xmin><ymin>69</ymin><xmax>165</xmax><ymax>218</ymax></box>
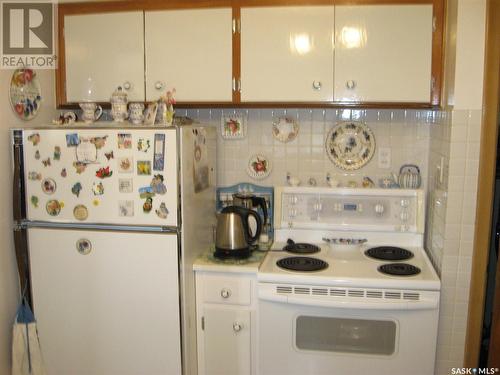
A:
<box><xmin>28</xmin><ymin>228</ymin><xmax>182</xmax><ymax>375</ymax></box>
<box><xmin>21</xmin><ymin>128</ymin><xmax>178</xmax><ymax>226</ymax></box>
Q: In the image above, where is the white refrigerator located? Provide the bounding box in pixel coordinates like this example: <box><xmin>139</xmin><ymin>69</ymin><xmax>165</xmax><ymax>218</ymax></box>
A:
<box><xmin>12</xmin><ymin>125</ymin><xmax>216</xmax><ymax>375</ymax></box>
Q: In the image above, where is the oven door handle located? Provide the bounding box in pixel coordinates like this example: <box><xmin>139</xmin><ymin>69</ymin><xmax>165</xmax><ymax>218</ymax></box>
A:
<box><xmin>259</xmin><ymin>292</ymin><xmax>439</xmax><ymax>311</ymax></box>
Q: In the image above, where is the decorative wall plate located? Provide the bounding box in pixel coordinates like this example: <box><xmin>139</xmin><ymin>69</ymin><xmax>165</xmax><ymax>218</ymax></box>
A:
<box><xmin>325</xmin><ymin>121</ymin><xmax>375</xmax><ymax>171</ymax></box>
<box><xmin>272</xmin><ymin>117</ymin><xmax>299</xmax><ymax>143</ymax></box>
<box><xmin>10</xmin><ymin>69</ymin><xmax>42</xmax><ymax>121</ymax></box>
<box><xmin>221</xmin><ymin>113</ymin><xmax>246</xmax><ymax>140</ymax></box>
<box><xmin>247</xmin><ymin>154</ymin><xmax>272</xmax><ymax>180</ymax></box>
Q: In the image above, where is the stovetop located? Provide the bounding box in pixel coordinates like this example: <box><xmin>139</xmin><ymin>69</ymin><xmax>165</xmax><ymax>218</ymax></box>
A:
<box><xmin>258</xmin><ymin>241</ymin><xmax>440</xmax><ymax>291</ymax></box>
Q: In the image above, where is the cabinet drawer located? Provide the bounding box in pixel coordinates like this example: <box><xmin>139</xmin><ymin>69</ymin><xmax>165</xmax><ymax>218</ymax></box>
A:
<box><xmin>201</xmin><ymin>275</ymin><xmax>252</xmax><ymax>305</ymax></box>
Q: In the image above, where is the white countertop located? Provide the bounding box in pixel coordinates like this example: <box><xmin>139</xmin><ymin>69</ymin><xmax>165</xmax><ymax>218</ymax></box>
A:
<box><xmin>193</xmin><ymin>247</ymin><xmax>268</xmax><ymax>274</ymax></box>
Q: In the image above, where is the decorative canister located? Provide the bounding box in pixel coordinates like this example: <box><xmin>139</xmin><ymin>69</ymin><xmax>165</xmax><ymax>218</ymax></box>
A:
<box><xmin>110</xmin><ymin>87</ymin><xmax>128</xmax><ymax>122</ymax></box>
<box><xmin>129</xmin><ymin>102</ymin><xmax>145</xmax><ymax>125</ymax></box>
<box><xmin>398</xmin><ymin>164</ymin><xmax>422</xmax><ymax>189</ymax></box>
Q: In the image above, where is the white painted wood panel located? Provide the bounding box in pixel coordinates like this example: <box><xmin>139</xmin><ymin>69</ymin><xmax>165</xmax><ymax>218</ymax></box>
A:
<box><xmin>64</xmin><ymin>12</ymin><xmax>145</xmax><ymax>102</ymax></box>
<box><xmin>241</xmin><ymin>6</ymin><xmax>335</xmax><ymax>102</ymax></box>
<box><xmin>334</xmin><ymin>5</ymin><xmax>433</xmax><ymax>103</ymax></box>
<box><xmin>145</xmin><ymin>9</ymin><xmax>233</xmax><ymax>102</ymax></box>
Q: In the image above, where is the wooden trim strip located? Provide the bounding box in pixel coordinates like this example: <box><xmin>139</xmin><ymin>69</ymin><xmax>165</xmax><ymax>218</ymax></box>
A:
<box><xmin>232</xmin><ymin>1</ymin><xmax>241</xmax><ymax>103</ymax></box>
<box><xmin>463</xmin><ymin>0</ymin><xmax>500</xmax><ymax>367</ymax></box>
<box><xmin>55</xmin><ymin>6</ymin><xmax>67</xmax><ymax>108</ymax></box>
<box><xmin>430</xmin><ymin>0</ymin><xmax>444</xmax><ymax>106</ymax></box>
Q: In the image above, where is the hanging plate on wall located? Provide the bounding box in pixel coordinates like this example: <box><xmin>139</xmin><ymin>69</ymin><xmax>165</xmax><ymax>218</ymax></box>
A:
<box><xmin>10</xmin><ymin>69</ymin><xmax>42</xmax><ymax>121</ymax></box>
<box><xmin>325</xmin><ymin>121</ymin><xmax>375</xmax><ymax>171</ymax></box>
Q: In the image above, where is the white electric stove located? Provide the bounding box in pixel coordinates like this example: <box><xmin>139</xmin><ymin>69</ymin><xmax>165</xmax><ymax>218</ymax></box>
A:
<box><xmin>257</xmin><ymin>187</ymin><xmax>440</xmax><ymax>375</ymax></box>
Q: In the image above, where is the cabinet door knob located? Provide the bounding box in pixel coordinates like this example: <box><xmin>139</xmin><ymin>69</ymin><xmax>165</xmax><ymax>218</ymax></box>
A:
<box><xmin>346</xmin><ymin>80</ymin><xmax>356</xmax><ymax>89</ymax></box>
<box><xmin>233</xmin><ymin>322</ymin><xmax>243</xmax><ymax>332</ymax></box>
<box><xmin>220</xmin><ymin>289</ymin><xmax>231</xmax><ymax>298</ymax></box>
<box><xmin>154</xmin><ymin>81</ymin><xmax>165</xmax><ymax>90</ymax></box>
<box><xmin>123</xmin><ymin>81</ymin><xmax>132</xmax><ymax>91</ymax></box>
<box><xmin>312</xmin><ymin>80</ymin><xmax>322</xmax><ymax>90</ymax></box>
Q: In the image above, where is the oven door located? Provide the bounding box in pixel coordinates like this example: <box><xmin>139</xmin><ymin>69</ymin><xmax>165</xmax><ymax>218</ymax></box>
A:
<box><xmin>258</xmin><ymin>284</ymin><xmax>439</xmax><ymax>375</ymax></box>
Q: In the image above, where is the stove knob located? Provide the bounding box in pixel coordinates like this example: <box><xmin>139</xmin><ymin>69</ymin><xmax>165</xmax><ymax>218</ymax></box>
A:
<box><xmin>400</xmin><ymin>199</ymin><xmax>410</xmax><ymax>207</ymax></box>
<box><xmin>374</xmin><ymin>203</ymin><xmax>385</xmax><ymax>215</ymax></box>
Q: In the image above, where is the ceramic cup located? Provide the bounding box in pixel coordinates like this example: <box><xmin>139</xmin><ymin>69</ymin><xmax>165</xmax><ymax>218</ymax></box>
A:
<box><xmin>129</xmin><ymin>102</ymin><xmax>145</xmax><ymax>125</ymax></box>
<box><xmin>79</xmin><ymin>103</ymin><xmax>103</xmax><ymax>123</ymax></box>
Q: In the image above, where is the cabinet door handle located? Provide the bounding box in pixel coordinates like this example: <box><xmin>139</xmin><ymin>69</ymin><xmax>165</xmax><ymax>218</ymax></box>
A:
<box><xmin>220</xmin><ymin>288</ymin><xmax>231</xmax><ymax>298</ymax></box>
<box><xmin>346</xmin><ymin>80</ymin><xmax>356</xmax><ymax>90</ymax></box>
<box><xmin>154</xmin><ymin>81</ymin><xmax>165</xmax><ymax>90</ymax></box>
<box><xmin>312</xmin><ymin>80</ymin><xmax>322</xmax><ymax>90</ymax></box>
<box><xmin>233</xmin><ymin>322</ymin><xmax>243</xmax><ymax>332</ymax></box>
<box><xmin>123</xmin><ymin>81</ymin><xmax>132</xmax><ymax>91</ymax></box>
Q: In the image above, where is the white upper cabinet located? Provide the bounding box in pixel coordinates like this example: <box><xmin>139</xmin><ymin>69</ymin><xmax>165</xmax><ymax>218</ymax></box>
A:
<box><xmin>240</xmin><ymin>6</ymin><xmax>335</xmax><ymax>102</ymax></box>
<box><xmin>334</xmin><ymin>5</ymin><xmax>433</xmax><ymax>103</ymax></box>
<box><xmin>64</xmin><ymin>12</ymin><xmax>145</xmax><ymax>102</ymax></box>
<box><xmin>145</xmin><ymin>8</ymin><xmax>233</xmax><ymax>102</ymax></box>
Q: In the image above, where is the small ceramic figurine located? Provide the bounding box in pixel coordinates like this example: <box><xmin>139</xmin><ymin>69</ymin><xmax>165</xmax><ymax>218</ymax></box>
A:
<box><xmin>326</xmin><ymin>173</ymin><xmax>340</xmax><ymax>188</ymax></box>
<box><xmin>362</xmin><ymin>177</ymin><xmax>375</xmax><ymax>188</ymax></box>
<box><xmin>286</xmin><ymin>172</ymin><xmax>301</xmax><ymax>187</ymax></box>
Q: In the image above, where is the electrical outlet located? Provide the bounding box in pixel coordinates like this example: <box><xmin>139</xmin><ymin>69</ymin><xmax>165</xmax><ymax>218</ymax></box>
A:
<box><xmin>378</xmin><ymin>148</ymin><xmax>391</xmax><ymax>169</ymax></box>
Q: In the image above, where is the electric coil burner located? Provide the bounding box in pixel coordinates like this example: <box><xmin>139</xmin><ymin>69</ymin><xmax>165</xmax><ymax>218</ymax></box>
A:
<box><xmin>276</xmin><ymin>256</ymin><xmax>328</xmax><ymax>272</ymax></box>
<box><xmin>365</xmin><ymin>246</ymin><xmax>414</xmax><ymax>261</ymax></box>
<box><xmin>283</xmin><ymin>239</ymin><xmax>320</xmax><ymax>254</ymax></box>
<box><xmin>378</xmin><ymin>263</ymin><xmax>421</xmax><ymax>276</ymax></box>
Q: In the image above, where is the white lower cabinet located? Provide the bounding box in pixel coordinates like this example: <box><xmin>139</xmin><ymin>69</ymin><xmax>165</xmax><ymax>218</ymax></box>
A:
<box><xmin>195</xmin><ymin>272</ymin><xmax>256</xmax><ymax>375</ymax></box>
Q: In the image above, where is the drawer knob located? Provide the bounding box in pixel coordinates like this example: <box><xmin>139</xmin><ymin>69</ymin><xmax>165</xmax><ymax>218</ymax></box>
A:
<box><xmin>233</xmin><ymin>322</ymin><xmax>243</xmax><ymax>332</ymax></box>
<box><xmin>346</xmin><ymin>80</ymin><xmax>356</xmax><ymax>90</ymax></box>
<box><xmin>312</xmin><ymin>80</ymin><xmax>322</xmax><ymax>90</ymax></box>
<box><xmin>220</xmin><ymin>289</ymin><xmax>231</xmax><ymax>299</ymax></box>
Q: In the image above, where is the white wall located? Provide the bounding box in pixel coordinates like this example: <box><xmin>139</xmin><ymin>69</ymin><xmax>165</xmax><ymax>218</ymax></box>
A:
<box><xmin>0</xmin><ymin>69</ymin><xmax>56</xmax><ymax>375</ymax></box>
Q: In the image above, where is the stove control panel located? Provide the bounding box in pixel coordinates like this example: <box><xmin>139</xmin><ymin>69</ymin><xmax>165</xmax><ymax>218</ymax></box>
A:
<box><xmin>276</xmin><ymin>187</ymin><xmax>424</xmax><ymax>233</ymax></box>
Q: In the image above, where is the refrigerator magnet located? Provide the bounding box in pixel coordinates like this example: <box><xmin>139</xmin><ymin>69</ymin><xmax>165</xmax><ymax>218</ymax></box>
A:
<box><xmin>53</xmin><ymin>146</ymin><xmax>61</xmax><ymax>161</ymax></box>
<box><xmin>30</xmin><ymin>196</ymin><xmax>39</xmax><ymax>208</ymax></box>
<box><xmin>96</xmin><ymin>166</ymin><xmax>113</xmax><ymax>179</ymax></box>
<box><xmin>65</xmin><ymin>133</ymin><xmax>79</xmax><ymax>147</ymax></box>
<box><xmin>42</xmin><ymin>157</ymin><xmax>50</xmax><ymax>167</ymax></box>
<box><xmin>73</xmin><ymin>204</ymin><xmax>88</xmax><ymax>221</ymax></box>
<box><xmin>153</xmin><ymin>134</ymin><xmax>165</xmax><ymax>171</ymax></box>
<box><xmin>137</xmin><ymin>161</ymin><xmax>151</xmax><ymax>175</ymax></box>
<box><xmin>41</xmin><ymin>178</ymin><xmax>56</xmax><ymax>195</ymax></box>
<box><xmin>34</xmin><ymin>150</ymin><xmax>40</xmax><ymax>160</ymax></box>
<box><xmin>76</xmin><ymin>140</ymin><xmax>97</xmax><ymax>164</ymax></box>
<box><xmin>71</xmin><ymin>182</ymin><xmax>82</xmax><ymax>197</ymax></box>
<box><xmin>104</xmin><ymin>151</ymin><xmax>114</xmax><ymax>160</ymax></box>
<box><xmin>28</xmin><ymin>172</ymin><xmax>42</xmax><ymax>180</ymax></box>
<box><xmin>46</xmin><ymin>200</ymin><xmax>61</xmax><ymax>216</ymax></box>
<box><xmin>118</xmin><ymin>201</ymin><xmax>134</xmax><ymax>217</ymax></box>
<box><xmin>60</xmin><ymin>168</ymin><xmax>67</xmax><ymax>178</ymax></box>
<box><xmin>92</xmin><ymin>182</ymin><xmax>104</xmax><ymax>196</ymax></box>
<box><xmin>117</xmin><ymin>133</ymin><xmax>132</xmax><ymax>149</ymax></box>
<box><xmin>76</xmin><ymin>239</ymin><xmax>92</xmax><ymax>255</ymax></box>
<box><xmin>73</xmin><ymin>161</ymin><xmax>87</xmax><ymax>174</ymax></box>
<box><xmin>139</xmin><ymin>186</ymin><xmax>155</xmax><ymax>199</ymax></box>
<box><xmin>143</xmin><ymin>198</ymin><xmax>153</xmax><ymax>213</ymax></box>
<box><xmin>137</xmin><ymin>138</ymin><xmax>150</xmax><ymax>153</ymax></box>
<box><xmin>118</xmin><ymin>179</ymin><xmax>133</xmax><ymax>193</ymax></box>
<box><xmin>118</xmin><ymin>157</ymin><xmax>133</xmax><ymax>173</ymax></box>
<box><xmin>155</xmin><ymin>202</ymin><xmax>169</xmax><ymax>219</ymax></box>
<box><xmin>28</xmin><ymin>133</ymin><xmax>40</xmax><ymax>145</ymax></box>
<box><xmin>90</xmin><ymin>135</ymin><xmax>108</xmax><ymax>149</ymax></box>
<box><xmin>150</xmin><ymin>174</ymin><xmax>166</xmax><ymax>195</ymax></box>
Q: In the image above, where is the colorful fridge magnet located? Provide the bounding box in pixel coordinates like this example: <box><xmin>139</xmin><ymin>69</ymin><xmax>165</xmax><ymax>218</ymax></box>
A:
<box><xmin>41</xmin><ymin>178</ymin><xmax>56</xmax><ymax>195</ymax></box>
<box><xmin>66</xmin><ymin>133</ymin><xmax>79</xmax><ymax>147</ymax></box>
<box><xmin>46</xmin><ymin>200</ymin><xmax>61</xmax><ymax>216</ymax></box>
<box><xmin>153</xmin><ymin>134</ymin><xmax>165</xmax><ymax>171</ymax></box>
<box><xmin>28</xmin><ymin>172</ymin><xmax>42</xmax><ymax>181</ymax></box>
<box><xmin>73</xmin><ymin>162</ymin><xmax>87</xmax><ymax>174</ymax></box>
<box><xmin>118</xmin><ymin>201</ymin><xmax>134</xmax><ymax>217</ymax></box>
<box><xmin>53</xmin><ymin>146</ymin><xmax>61</xmax><ymax>161</ymax></box>
<box><xmin>139</xmin><ymin>186</ymin><xmax>155</xmax><ymax>199</ymax></box>
<box><xmin>96</xmin><ymin>166</ymin><xmax>112</xmax><ymax>179</ymax></box>
<box><xmin>220</xmin><ymin>113</ymin><xmax>246</xmax><ymax>140</ymax></box>
<box><xmin>60</xmin><ymin>168</ymin><xmax>67</xmax><ymax>178</ymax></box>
<box><xmin>73</xmin><ymin>204</ymin><xmax>88</xmax><ymax>221</ymax></box>
<box><xmin>71</xmin><ymin>182</ymin><xmax>82</xmax><ymax>197</ymax></box>
<box><xmin>156</xmin><ymin>202</ymin><xmax>169</xmax><ymax>219</ymax></box>
<box><xmin>247</xmin><ymin>154</ymin><xmax>272</xmax><ymax>180</ymax></box>
<box><xmin>143</xmin><ymin>198</ymin><xmax>153</xmax><ymax>213</ymax></box>
<box><xmin>34</xmin><ymin>150</ymin><xmax>40</xmax><ymax>160</ymax></box>
<box><xmin>118</xmin><ymin>178</ymin><xmax>133</xmax><ymax>193</ymax></box>
<box><xmin>117</xmin><ymin>133</ymin><xmax>132</xmax><ymax>149</ymax></box>
<box><xmin>118</xmin><ymin>157</ymin><xmax>133</xmax><ymax>173</ymax></box>
<box><xmin>28</xmin><ymin>133</ymin><xmax>40</xmax><ymax>145</ymax></box>
<box><xmin>90</xmin><ymin>135</ymin><xmax>108</xmax><ymax>149</ymax></box>
<box><xmin>137</xmin><ymin>161</ymin><xmax>151</xmax><ymax>175</ymax></box>
<box><xmin>10</xmin><ymin>69</ymin><xmax>41</xmax><ymax>120</ymax></box>
<box><xmin>30</xmin><ymin>196</ymin><xmax>39</xmax><ymax>208</ymax></box>
<box><xmin>150</xmin><ymin>174</ymin><xmax>166</xmax><ymax>195</ymax></box>
<box><xmin>92</xmin><ymin>199</ymin><xmax>100</xmax><ymax>207</ymax></box>
<box><xmin>42</xmin><ymin>158</ymin><xmax>50</xmax><ymax>167</ymax></box>
<box><xmin>105</xmin><ymin>151</ymin><xmax>114</xmax><ymax>160</ymax></box>
<box><xmin>137</xmin><ymin>138</ymin><xmax>150</xmax><ymax>153</ymax></box>
<box><xmin>92</xmin><ymin>182</ymin><xmax>104</xmax><ymax>195</ymax></box>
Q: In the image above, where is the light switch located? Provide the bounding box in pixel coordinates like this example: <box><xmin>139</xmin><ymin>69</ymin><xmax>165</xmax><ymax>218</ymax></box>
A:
<box><xmin>378</xmin><ymin>148</ymin><xmax>391</xmax><ymax>169</ymax></box>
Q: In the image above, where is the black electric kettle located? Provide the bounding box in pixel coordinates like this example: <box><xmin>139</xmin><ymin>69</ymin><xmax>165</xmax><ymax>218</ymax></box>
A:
<box><xmin>215</xmin><ymin>206</ymin><xmax>262</xmax><ymax>259</ymax></box>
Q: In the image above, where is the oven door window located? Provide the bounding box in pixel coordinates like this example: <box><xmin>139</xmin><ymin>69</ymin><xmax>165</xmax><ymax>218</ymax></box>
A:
<box><xmin>295</xmin><ymin>316</ymin><xmax>397</xmax><ymax>355</ymax></box>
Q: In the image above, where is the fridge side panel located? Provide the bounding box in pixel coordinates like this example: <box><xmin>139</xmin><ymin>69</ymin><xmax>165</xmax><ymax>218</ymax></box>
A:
<box><xmin>28</xmin><ymin>228</ymin><xmax>182</xmax><ymax>375</ymax></box>
<box><xmin>179</xmin><ymin>125</ymin><xmax>217</xmax><ymax>375</ymax></box>
<box><xmin>22</xmin><ymin>128</ymin><xmax>178</xmax><ymax>226</ymax></box>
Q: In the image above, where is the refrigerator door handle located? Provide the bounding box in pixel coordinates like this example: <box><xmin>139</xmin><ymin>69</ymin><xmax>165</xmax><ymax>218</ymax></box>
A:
<box><xmin>12</xmin><ymin>130</ymin><xmax>26</xmax><ymax>221</ymax></box>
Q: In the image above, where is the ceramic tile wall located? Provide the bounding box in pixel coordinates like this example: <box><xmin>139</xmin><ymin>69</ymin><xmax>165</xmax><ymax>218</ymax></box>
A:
<box><xmin>427</xmin><ymin>109</ymin><xmax>482</xmax><ymax>375</ymax></box>
<box><xmin>179</xmin><ymin>108</ymin><xmax>435</xmax><ymax>189</ymax></box>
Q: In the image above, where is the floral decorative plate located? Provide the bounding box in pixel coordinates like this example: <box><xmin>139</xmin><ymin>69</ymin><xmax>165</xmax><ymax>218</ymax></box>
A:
<box><xmin>10</xmin><ymin>69</ymin><xmax>42</xmax><ymax>121</ymax></box>
<box><xmin>247</xmin><ymin>154</ymin><xmax>272</xmax><ymax>180</ymax></box>
<box><xmin>325</xmin><ymin>121</ymin><xmax>375</xmax><ymax>171</ymax></box>
<box><xmin>221</xmin><ymin>113</ymin><xmax>246</xmax><ymax>140</ymax></box>
<box><xmin>272</xmin><ymin>117</ymin><xmax>299</xmax><ymax>143</ymax></box>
